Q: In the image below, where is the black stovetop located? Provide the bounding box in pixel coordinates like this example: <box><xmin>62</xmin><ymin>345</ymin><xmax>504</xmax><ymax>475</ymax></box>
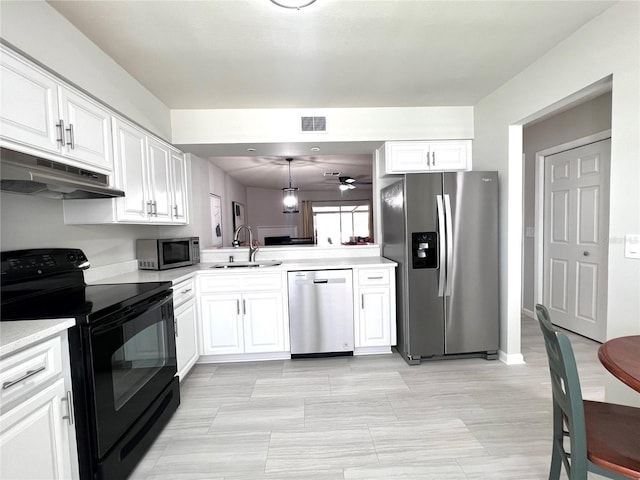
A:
<box><xmin>1</xmin><ymin>248</ymin><xmax>171</xmax><ymax>325</ymax></box>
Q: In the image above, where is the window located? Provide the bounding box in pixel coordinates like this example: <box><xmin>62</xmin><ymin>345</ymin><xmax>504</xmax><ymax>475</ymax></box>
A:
<box><xmin>312</xmin><ymin>202</ymin><xmax>370</xmax><ymax>246</ymax></box>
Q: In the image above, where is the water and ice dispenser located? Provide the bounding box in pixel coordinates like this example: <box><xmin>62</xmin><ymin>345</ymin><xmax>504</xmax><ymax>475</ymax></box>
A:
<box><xmin>411</xmin><ymin>232</ymin><xmax>438</xmax><ymax>269</ymax></box>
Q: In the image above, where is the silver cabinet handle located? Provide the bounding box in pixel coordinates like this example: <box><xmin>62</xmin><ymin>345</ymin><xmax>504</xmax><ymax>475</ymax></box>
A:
<box><xmin>62</xmin><ymin>390</ymin><xmax>74</xmax><ymax>425</ymax></box>
<box><xmin>243</xmin><ymin>299</ymin><xmax>246</xmax><ymax>315</ymax></box>
<box><xmin>181</xmin><ymin>288</ymin><xmax>192</xmax><ymax>294</ymax></box>
<box><xmin>2</xmin><ymin>366</ymin><xmax>46</xmax><ymax>390</ymax></box>
<box><xmin>173</xmin><ymin>205</ymin><xmax>179</xmax><ymax>218</ymax></box>
<box><xmin>236</xmin><ymin>299</ymin><xmax>240</xmax><ymax>315</ymax></box>
<box><xmin>583</xmin><ymin>251</ymin><xmax>590</xmax><ymax>256</ymax></box>
<box><xmin>361</xmin><ymin>293</ymin><xmax>364</xmax><ymax>310</ymax></box>
<box><xmin>66</xmin><ymin>123</ymin><xmax>75</xmax><ymax>149</ymax></box>
<box><xmin>432</xmin><ymin>151</ymin><xmax>436</xmax><ymax>166</ymax></box>
<box><xmin>152</xmin><ymin>201</ymin><xmax>158</xmax><ymax>215</ymax></box>
<box><xmin>146</xmin><ymin>201</ymin><xmax>152</xmax><ymax>215</ymax></box>
<box><xmin>426</xmin><ymin>151</ymin><xmax>431</xmax><ymax>167</ymax></box>
<box><xmin>56</xmin><ymin>120</ymin><xmax>66</xmax><ymax>145</ymax></box>
<box><xmin>367</xmin><ymin>276</ymin><xmax>384</xmax><ymax>280</ymax></box>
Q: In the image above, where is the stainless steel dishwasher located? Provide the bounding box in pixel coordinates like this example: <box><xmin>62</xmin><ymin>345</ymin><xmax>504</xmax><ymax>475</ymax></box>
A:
<box><xmin>288</xmin><ymin>269</ymin><xmax>354</xmax><ymax>357</ymax></box>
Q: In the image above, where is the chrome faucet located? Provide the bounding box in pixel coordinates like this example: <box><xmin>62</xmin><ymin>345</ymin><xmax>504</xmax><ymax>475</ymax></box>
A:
<box><xmin>233</xmin><ymin>224</ymin><xmax>259</xmax><ymax>262</ymax></box>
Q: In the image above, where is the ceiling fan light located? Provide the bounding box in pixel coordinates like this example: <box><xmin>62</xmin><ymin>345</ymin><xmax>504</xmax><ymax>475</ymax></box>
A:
<box><xmin>344</xmin><ymin>177</ymin><xmax>355</xmax><ymax>183</ymax></box>
<box><xmin>270</xmin><ymin>0</ymin><xmax>317</xmax><ymax>9</ymax></box>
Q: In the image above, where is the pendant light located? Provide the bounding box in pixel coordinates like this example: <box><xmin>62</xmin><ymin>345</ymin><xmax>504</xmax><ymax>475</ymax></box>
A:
<box><xmin>282</xmin><ymin>158</ymin><xmax>299</xmax><ymax>213</ymax></box>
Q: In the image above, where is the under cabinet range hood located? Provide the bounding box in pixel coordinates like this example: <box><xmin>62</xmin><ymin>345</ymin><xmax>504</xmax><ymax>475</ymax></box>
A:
<box><xmin>0</xmin><ymin>148</ymin><xmax>125</xmax><ymax>199</ymax></box>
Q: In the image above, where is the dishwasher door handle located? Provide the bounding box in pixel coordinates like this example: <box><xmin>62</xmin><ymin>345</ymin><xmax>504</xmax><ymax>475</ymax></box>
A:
<box><xmin>313</xmin><ymin>279</ymin><xmax>329</xmax><ymax>284</ymax></box>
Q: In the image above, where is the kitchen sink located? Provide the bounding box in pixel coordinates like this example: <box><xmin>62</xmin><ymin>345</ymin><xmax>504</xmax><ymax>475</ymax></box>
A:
<box><xmin>210</xmin><ymin>260</ymin><xmax>283</xmax><ymax>269</ymax></box>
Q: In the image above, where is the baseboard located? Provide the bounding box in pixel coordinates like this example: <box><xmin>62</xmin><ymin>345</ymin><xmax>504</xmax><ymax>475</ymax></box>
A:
<box><xmin>498</xmin><ymin>350</ymin><xmax>526</xmax><ymax>365</ymax></box>
<box><xmin>521</xmin><ymin>308</ymin><xmax>535</xmax><ymax>319</ymax></box>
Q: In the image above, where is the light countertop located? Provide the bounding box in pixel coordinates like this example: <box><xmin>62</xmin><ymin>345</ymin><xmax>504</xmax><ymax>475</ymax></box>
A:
<box><xmin>90</xmin><ymin>257</ymin><xmax>396</xmax><ymax>285</ymax></box>
<box><xmin>0</xmin><ymin>318</ymin><xmax>74</xmax><ymax>357</ymax></box>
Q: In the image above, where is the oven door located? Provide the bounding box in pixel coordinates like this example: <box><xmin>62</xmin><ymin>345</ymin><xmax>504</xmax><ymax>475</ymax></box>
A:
<box><xmin>87</xmin><ymin>290</ymin><xmax>176</xmax><ymax>459</ymax></box>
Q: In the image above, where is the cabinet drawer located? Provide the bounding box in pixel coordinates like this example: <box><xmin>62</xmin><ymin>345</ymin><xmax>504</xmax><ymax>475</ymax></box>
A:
<box><xmin>0</xmin><ymin>336</ymin><xmax>63</xmax><ymax>406</ymax></box>
<box><xmin>173</xmin><ymin>277</ymin><xmax>195</xmax><ymax>307</ymax></box>
<box><xmin>199</xmin><ymin>272</ymin><xmax>282</xmax><ymax>293</ymax></box>
<box><xmin>357</xmin><ymin>268</ymin><xmax>390</xmax><ymax>286</ymax></box>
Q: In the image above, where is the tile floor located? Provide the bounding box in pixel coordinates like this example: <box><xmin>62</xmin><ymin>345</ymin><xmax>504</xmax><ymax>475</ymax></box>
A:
<box><xmin>131</xmin><ymin>317</ymin><xmax>612</xmax><ymax>479</ymax></box>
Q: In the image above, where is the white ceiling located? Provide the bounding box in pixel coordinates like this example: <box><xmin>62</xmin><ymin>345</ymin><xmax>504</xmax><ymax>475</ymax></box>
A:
<box><xmin>47</xmin><ymin>0</ymin><xmax>616</xmax><ymax>190</ymax></box>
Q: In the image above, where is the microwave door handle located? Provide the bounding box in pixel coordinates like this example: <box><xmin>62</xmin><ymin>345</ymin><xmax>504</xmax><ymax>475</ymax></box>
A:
<box><xmin>436</xmin><ymin>195</ymin><xmax>446</xmax><ymax>297</ymax></box>
<box><xmin>444</xmin><ymin>194</ymin><xmax>454</xmax><ymax>297</ymax></box>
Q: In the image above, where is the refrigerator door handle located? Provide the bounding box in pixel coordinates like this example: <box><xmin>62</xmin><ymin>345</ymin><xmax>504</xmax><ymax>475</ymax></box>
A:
<box><xmin>444</xmin><ymin>194</ymin><xmax>454</xmax><ymax>297</ymax></box>
<box><xmin>436</xmin><ymin>195</ymin><xmax>446</xmax><ymax>297</ymax></box>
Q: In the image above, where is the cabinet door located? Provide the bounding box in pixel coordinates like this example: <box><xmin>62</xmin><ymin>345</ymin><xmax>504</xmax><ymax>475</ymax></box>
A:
<box><xmin>146</xmin><ymin>138</ymin><xmax>173</xmax><ymax>222</ymax></box>
<box><xmin>58</xmin><ymin>87</ymin><xmax>113</xmax><ymax>172</ymax></box>
<box><xmin>0</xmin><ymin>378</ymin><xmax>73</xmax><ymax>480</ymax></box>
<box><xmin>386</xmin><ymin>142</ymin><xmax>430</xmax><ymax>173</ymax></box>
<box><xmin>357</xmin><ymin>288</ymin><xmax>391</xmax><ymax>347</ymax></box>
<box><xmin>242</xmin><ymin>292</ymin><xmax>285</xmax><ymax>353</ymax></box>
<box><xmin>170</xmin><ymin>150</ymin><xmax>188</xmax><ymax>223</ymax></box>
<box><xmin>200</xmin><ymin>294</ymin><xmax>244</xmax><ymax>355</ymax></box>
<box><xmin>113</xmin><ymin>119</ymin><xmax>150</xmax><ymax>221</ymax></box>
<box><xmin>0</xmin><ymin>48</ymin><xmax>61</xmax><ymax>154</ymax></box>
<box><xmin>429</xmin><ymin>140</ymin><xmax>470</xmax><ymax>171</ymax></box>
<box><xmin>175</xmin><ymin>299</ymin><xmax>198</xmax><ymax>380</ymax></box>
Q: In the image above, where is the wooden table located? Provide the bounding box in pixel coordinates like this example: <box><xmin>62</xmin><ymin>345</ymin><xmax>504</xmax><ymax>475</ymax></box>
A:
<box><xmin>598</xmin><ymin>335</ymin><xmax>640</xmax><ymax>393</ymax></box>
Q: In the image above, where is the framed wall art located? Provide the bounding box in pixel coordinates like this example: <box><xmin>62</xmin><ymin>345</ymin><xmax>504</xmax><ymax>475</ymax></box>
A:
<box><xmin>210</xmin><ymin>194</ymin><xmax>222</xmax><ymax>247</ymax></box>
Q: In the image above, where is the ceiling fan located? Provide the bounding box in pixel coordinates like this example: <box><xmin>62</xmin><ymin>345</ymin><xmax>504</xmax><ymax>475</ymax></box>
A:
<box><xmin>338</xmin><ymin>175</ymin><xmax>371</xmax><ymax>191</ymax></box>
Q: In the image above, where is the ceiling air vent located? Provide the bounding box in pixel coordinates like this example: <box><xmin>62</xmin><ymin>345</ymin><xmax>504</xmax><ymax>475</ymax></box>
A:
<box><xmin>301</xmin><ymin>116</ymin><xmax>326</xmax><ymax>132</ymax></box>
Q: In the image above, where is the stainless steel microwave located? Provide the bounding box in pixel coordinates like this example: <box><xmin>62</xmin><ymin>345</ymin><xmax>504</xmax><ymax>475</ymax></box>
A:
<box><xmin>136</xmin><ymin>237</ymin><xmax>200</xmax><ymax>270</ymax></box>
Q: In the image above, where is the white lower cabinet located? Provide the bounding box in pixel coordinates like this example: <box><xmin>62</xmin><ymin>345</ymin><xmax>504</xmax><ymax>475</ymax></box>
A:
<box><xmin>175</xmin><ymin>298</ymin><xmax>198</xmax><ymax>380</ymax></box>
<box><xmin>173</xmin><ymin>277</ymin><xmax>198</xmax><ymax>380</ymax></box>
<box><xmin>354</xmin><ymin>267</ymin><xmax>396</xmax><ymax>353</ymax></box>
<box><xmin>0</xmin><ymin>333</ymin><xmax>77</xmax><ymax>480</ymax></box>
<box><xmin>198</xmin><ymin>272</ymin><xmax>287</xmax><ymax>358</ymax></box>
<box><xmin>200</xmin><ymin>291</ymin><xmax>285</xmax><ymax>355</ymax></box>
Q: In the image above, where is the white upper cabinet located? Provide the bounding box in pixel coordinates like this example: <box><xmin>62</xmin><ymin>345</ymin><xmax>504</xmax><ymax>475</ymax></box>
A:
<box><xmin>64</xmin><ymin>117</ymin><xmax>189</xmax><ymax>225</ymax></box>
<box><xmin>384</xmin><ymin>140</ymin><xmax>471</xmax><ymax>174</ymax></box>
<box><xmin>0</xmin><ymin>45</ymin><xmax>113</xmax><ymax>173</ymax></box>
<box><xmin>58</xmin><ymin>87</ymin><xmax>113</xmax><ymax>171</ymax></box>
<box><xmin>0</xmin><ymin>48</ymin><xmax>60</xmax><ymax>154</ymax></box>
<box><xmin>170</xmin><ymin>150</ymin><xmax>189</xmax><ymax>223</ymax></box>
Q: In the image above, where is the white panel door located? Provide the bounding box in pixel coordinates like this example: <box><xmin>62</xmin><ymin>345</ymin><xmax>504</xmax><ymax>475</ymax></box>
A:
<box><xmin>113</xmin><ymin>119</ymin><xmax>149</xmax><ymax>222</ymax></box>
<box><xmin>429</xmin><ymin>140</ymin><xmax>470</xmax><ymax>171</ymax></box>
<box><xmin>357</xmin><ymin>287</ymin><xmax>391</xmax><ymax>347</ymax></box>
<box><xmin>0</xmin><ymin>379</ymin><xmax>72</xmax><ymax>480</ymax></box>
<box><xmin>170</xmin><ymin>150</ymin><xmax>188</xmax><ymax>223</ymax></box>
<box><xmin>200</xmin><ymin>294</ymin><xmax>244</xmax><ymax>355</ymax></box>
<box><xmin>146</xmin><ymin>138</ymin><xmax>173</xmax><ymax>222</ymax></box>
<box><xmin>242</xmin><ymin>292</ymin><xmax>285</xmax><ymax>353</ymax></box>
<box><xmin>543</xmin><ymin>139</ymin><xmax>610</xmax><ymax>341</ymax></box>
<box><xmin>58</xmin><ymin>87</ymin><xmax>113</xmax><ymax>172</ymax></box>
<box><xmin>0</xmin><ymin>48</ymin><xmax>61</xmax><ymax>154</ymax></box>
<box><xmin>175</xmin><ymin>299</ymin><xmax>198</xmax><ymax>380</ymax></box>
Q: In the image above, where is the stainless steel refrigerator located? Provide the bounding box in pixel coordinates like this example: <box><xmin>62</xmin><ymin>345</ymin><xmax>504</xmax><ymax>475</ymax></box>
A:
<box><xmin>381</xmin><ymin>171</ymin><xmax>499</xmax><ymax>365</ymax></box>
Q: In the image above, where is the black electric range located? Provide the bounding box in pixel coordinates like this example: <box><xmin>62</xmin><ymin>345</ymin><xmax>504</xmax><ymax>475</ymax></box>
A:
<box><xmin>0</xmin><ymin>248</ymin><xmax>180</xmax><ymax>480</ymax></box>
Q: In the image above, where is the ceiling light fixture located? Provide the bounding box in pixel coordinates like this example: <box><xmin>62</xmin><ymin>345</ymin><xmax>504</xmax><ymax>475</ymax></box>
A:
<box><xmin>270</xmin><ymin>0</ymin><xmax>316</xmax><ymax>9</ymax></box>
<box><xmin>282</xmin><ymin>158</ymin><xmax>299</xmax><ymax>213</ymax></box>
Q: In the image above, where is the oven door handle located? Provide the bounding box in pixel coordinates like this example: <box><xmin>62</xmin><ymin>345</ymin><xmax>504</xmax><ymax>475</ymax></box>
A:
<box><xmin>90</xmin><ymin>290</ymin><xmax>173</xmax><ymax>334</ymax></box>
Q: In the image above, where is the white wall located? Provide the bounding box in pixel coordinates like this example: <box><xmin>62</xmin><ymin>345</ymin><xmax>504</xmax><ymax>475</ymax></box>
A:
<box><xmin>473</xmin><ymin>2</ymin><xmax>639</xmax><ymax>367</ymax></box>
<box><xmin>521</xmin><ymin>93</ymin><xmax>612</xmax><ymax>313</ymax></box>
<box><xmin>171</xmin><ymin>106</ymin><xmax>474</xmax><ymax>145</ymax></box>
<box><xmin>0</xmin><ymin>1</ymin><xmax>171</xmax><ymax>139</ymax></box>
<box><xmin>0</xmin><ymin>192</ymin><xmax>160</xmax><ymax>267</ymax></box>
<box><xmin>207</xmin><ymin>162</ymin><xmax>248</xmax><ymax>247</ymax></box>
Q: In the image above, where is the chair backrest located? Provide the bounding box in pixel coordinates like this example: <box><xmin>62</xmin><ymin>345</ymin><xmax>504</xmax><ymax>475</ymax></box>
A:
<box><xmin>535</xmin><ymin>304</ymin><xmax>589</xmax><ymax>476</ymax></box>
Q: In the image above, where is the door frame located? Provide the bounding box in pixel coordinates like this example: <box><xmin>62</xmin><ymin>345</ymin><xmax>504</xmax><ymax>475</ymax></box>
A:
<box><xmin>533</xmin><ymin>129</ymin><xmax>611</xmax><ymax>311</ymax></box>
